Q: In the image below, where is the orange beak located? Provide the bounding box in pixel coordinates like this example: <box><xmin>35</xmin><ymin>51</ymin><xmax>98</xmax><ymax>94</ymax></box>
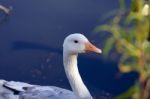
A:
<box><xmin>85</xmin><ymin>42</ymin><xmax>102</xmax><ymax>54</ymax></box>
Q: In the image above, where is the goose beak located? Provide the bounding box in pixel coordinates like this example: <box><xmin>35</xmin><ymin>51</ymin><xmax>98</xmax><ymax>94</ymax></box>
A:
<box><xmin>85</xmin><ymin>42</ymin><xmax>102</xmax><ymax>54</ymax></box>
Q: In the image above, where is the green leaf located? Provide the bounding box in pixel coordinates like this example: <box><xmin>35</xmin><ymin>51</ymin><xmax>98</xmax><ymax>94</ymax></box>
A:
<box><xmin>115</xmin><ymin>84</ymin><xmax>140</xmax><ymax>99</ymax></box>
<box><xmin>143</xmin><ymin>40</ymin><xmax>150</xmax><ymax>54</ymax></box>
<box><xmin>94</xmin><ymin>25</ymin><xmax>111</xmax><ymax>33</ymax></box>
<box><xmin>115</xmin><ymin>86</ymin><xmax>135</xmax><ymax>99</ymax></box>
<box><xmin>119</xmin><ymin>0</ymin><xmax>126</xmax><ymax>10</ymax></box>
<box><xmin>103</xmin><ymin>37</ymin><xmax>115</xmax><ymax>56</ymax></box>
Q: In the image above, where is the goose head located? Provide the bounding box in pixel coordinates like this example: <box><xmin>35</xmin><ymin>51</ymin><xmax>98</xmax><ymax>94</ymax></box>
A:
<box><xmin>63</xmin><ymin>33</ymin><xmax>102</xmax><ymax>54</ymax></box>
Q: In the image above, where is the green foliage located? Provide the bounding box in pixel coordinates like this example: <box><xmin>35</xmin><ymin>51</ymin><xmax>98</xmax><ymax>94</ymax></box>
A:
<box><xmin>95</xmin><ymin>0</ymin><xmax>150</xmax><ymax>98</ymax></box>
<box><xmin>116</xmin><ymin>83</ymin><xmax>141</xmax><ymax>99</ymax></box>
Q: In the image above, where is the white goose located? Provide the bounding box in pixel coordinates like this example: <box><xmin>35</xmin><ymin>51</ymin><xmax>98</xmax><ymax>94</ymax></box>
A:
<box><xmin>0</xmin><ymin>33</ymin><xmax>102</xmax><ymax>99</ymax></box>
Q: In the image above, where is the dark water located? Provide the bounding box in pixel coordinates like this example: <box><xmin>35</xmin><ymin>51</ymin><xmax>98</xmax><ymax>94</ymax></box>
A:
<box><xmin>0</xmin><ymin>0</ymin><xmax>137</xmax><ymax>98</ymax></box>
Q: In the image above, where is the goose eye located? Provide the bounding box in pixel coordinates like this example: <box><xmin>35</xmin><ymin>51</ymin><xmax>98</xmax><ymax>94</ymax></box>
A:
<box><xmin>74</xmin><ymin>40</ymin><xmax>78</xmax><ymax>43</ymax></box>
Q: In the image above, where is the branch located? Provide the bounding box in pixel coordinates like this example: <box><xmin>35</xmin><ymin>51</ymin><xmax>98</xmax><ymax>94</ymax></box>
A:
<box><xmin>0</xmin><ymin>5</ymin><xmax>12</xmax><ymax>14</ymax></box>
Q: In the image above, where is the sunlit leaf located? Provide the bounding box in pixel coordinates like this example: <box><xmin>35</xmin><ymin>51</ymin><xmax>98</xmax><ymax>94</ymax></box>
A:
<box><xmin>119</xmin><ymin>64</ymin><xmax>133</xmax><ymax>73</ymax></box>
<box><xmin>131</xmin><ymin>0</ymin><xmax>143</xmax><ymax>13</ymax></box>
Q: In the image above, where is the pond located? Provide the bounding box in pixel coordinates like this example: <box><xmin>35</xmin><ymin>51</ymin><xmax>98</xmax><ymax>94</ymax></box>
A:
<box><xmin>0</xmin><ymin>0</ymin><xmax>137</xmax><ymax>98</ymax></box>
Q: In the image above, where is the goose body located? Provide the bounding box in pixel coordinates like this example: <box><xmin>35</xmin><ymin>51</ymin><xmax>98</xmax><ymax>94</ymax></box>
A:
<box><xmin>0</xmin><ymin>79</ymin><xmax>75</xmax><ymax>99</ymax></box>
<box><xmin>0</xmin><ymin>33</ymin><xmax>102</xmax><ymax>99</ymax></box>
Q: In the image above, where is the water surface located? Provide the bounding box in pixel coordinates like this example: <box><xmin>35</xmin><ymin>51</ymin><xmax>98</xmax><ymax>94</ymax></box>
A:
<box><xmin>0</xmin><ymin>0</ymin><xmax>136</xmax><ymax>98</ymax></box>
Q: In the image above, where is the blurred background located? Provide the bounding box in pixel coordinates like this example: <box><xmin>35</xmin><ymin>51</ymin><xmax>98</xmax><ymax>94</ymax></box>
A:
<box><xmin>0</xmin><ymin>0</ymin><xmax>137</xmax><ymax>98</ymax></box>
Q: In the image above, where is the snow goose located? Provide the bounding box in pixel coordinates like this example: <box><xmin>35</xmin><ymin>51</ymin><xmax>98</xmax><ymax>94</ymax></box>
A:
<box><xmin>0</xmin><ymin>33</ymin><xmax>102</xmax><ymax>99</ymax></box>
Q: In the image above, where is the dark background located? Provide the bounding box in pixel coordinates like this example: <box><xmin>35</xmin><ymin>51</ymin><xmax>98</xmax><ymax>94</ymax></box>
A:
<box><xmin>0</xmin><ymin>0</ymin><xmax>136</xmax><ymax>98</ymax></box>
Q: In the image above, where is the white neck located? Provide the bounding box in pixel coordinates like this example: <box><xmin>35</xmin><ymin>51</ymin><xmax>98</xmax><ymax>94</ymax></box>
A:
<box><xmin>63</xmin><ymin>51</ymin><xmax>93</xmax><ymax>99</ymax></box>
